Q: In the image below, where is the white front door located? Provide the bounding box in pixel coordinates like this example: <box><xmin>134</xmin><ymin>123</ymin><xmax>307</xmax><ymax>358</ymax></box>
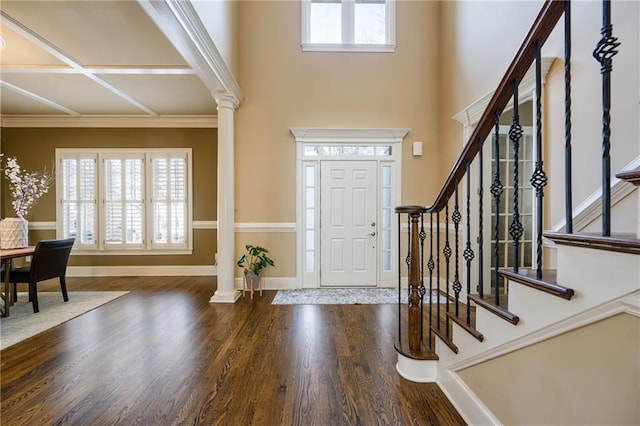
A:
<box><xmin>320</xmin><ymin>160</ymin><xmax>377</xmax><ymax>287</ymax></box>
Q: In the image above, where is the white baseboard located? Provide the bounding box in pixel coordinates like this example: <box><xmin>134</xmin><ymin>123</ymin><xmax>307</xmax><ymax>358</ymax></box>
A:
<box><xmin>235</xmin><ymin>276</ymin><xmax>298</xmax><ymax>291</ymax></box>
<box><xmin>437</xmin><ymin>370</ymin><xmax>501</xmax><ymax>426</ymax></box>
<box><xmin>552</xmin><ymin>155</ymin><xmax>640</xmax><ymax>232</ymax></box>
<box><xmin>68</xmin><ymin>265</ymin><xmax>216</xmax><ymax>277</ymax></box>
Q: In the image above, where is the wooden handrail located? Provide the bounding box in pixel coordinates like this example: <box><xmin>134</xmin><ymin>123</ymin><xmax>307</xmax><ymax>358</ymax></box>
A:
<box><xmin>425</xmin><ymin>0</ymin><xmax>565</xmax><ymax>213</ymax></box>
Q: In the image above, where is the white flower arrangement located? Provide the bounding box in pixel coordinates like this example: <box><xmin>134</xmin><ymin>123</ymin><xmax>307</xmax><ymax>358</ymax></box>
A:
<box><xmin>2</xmin><ymin>155</ymin><xmax>55</xmax><ymax>218</ymax></box>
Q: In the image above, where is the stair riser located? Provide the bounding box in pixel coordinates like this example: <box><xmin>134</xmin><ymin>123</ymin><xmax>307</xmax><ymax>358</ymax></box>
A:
<box><xmin>556</xmin><ymin>245</ymin><xmax>640</xmax><ymax>300</ymax></box>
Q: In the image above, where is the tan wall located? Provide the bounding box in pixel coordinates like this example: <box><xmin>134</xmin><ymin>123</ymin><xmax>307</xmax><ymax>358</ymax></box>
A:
<box><xmin>438</xmin><ymin>1</ymin><xmax>541</xmax><ymax>174</ymax></box>
<box><xmin>439</xmin><ymin>1</ymin><xmax>639</xmax><ymax>230</ymax></box>
<box><xmin>234</xmin><ymin>1</ymin><xmax>443</xmax><ymax>277</ymax></box>
<box><xmin>1</xmin><ymin>127</ymin><xmax>217</xmax><ymax>266</ymax></box>
<box><xmin>458</xmin><ymin>313</ymin><xmax>640</xmax><ymax>425</ymax></box>
<box><xmin>193</xmin><ymin>0</ymin><xmax>239</xmax><ymax>76</ymax></box>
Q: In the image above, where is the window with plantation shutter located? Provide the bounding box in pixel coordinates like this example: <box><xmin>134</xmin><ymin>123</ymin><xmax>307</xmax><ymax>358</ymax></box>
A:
<box><xmin>150</xmin><ymin>154</ymin><xmax>187</xmax><ymax>247</ymax></box>
<box><xmin>56</xmin><ymin>148</ymin><xmax>192</xmax><ymax>254</ymax></box>
<box><xmin>103</xmin><ymin>155</ymin><xmax>145</xmax><ymax>249</ymax></box>
<box><xmin>59</xmin><ymin>154</ymin><xmax>98</xmax><ymax>247</ymax></box>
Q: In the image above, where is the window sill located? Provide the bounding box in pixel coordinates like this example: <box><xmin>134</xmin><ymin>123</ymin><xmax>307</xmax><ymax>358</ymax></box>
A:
<box><xmin>302</xmin><ymin>43</ymin><xmax>395</xmax><ymax>53</ymax></box>
<box><xmin>71</xmin><ymin>249</ymin><xmax>193</xmax><ymax>256</ymax></box>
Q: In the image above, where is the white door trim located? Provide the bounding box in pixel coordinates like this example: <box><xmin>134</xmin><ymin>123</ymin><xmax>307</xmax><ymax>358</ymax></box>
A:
<box><xmin>291</xmin><ymin>127</ymin><xmax>409</xmax><ymax>289</ymax></box>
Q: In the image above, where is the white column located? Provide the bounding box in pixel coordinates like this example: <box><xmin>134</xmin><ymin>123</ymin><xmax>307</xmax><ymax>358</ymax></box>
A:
<box><xmin>210</xmin><ymin>92</ymin><xmax>240</xmax><ymax>303</ymax></box>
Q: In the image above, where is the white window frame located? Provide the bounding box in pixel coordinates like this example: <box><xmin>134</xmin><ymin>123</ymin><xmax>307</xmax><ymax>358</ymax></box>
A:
<box><xmin>301</xmin><ymin>0</ymin><xmax>396</xmax><ymax>53</ymax></box>
<box><xmin>56</xmin><ymin>148</ymin><xmax>193</xmax><ymax>255</ymax></box>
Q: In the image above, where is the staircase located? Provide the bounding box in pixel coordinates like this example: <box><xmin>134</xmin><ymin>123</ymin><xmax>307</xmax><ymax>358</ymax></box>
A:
<box><xmin>393</xmin><ymin>1</ymin><xmax>640</xmax><ymax>424</ymax></box>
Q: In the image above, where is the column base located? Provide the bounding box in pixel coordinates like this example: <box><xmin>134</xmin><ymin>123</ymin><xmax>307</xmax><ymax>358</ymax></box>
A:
<box><xmin>209</xmin><ymin>289</ymin><xmax>241</xmax><ymax>304</ymax></box>
<box><xmin>396</xmin><ymin>352</ymin><xmax>438</xmax><ymax>383</ymax></box>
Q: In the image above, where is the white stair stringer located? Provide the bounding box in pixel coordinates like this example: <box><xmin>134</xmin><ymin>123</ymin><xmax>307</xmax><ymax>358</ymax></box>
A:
<box><xmin>437</xmin><ymin>289</ymin><xmax>640</xmax><ymax>425</ymax></box>
<box><xmin>433</xmin><ymin>241</ymin><xmax>640</xmax><ymax>425</ymax></box>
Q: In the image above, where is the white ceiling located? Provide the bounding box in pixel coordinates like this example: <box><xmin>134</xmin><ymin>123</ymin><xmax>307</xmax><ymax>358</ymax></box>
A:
<box><xmin>0</xmin><ymin>0</ymin><xmax>239</xmax><ymax>120</ymax></box>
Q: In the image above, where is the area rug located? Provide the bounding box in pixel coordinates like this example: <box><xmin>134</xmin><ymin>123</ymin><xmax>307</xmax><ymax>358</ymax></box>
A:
<box><xmin>0</xmin><ymin>291</ymin><xmax>128</xmax><ymax>350</ymax></box>
<box><xmin>272</xmin><ymin>288</ymin><xmax>446</xmax><ymax>305</ymax></box>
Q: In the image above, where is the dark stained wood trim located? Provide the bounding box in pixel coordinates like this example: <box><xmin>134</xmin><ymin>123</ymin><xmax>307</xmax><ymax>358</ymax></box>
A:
<box><xmin>395</xmin><ymin>205</ymin><xmax>428</xmax><ymax>214</ymax></box>
<box><xmin>446</xmin><ymin>311</ymin><xmax>484</xmax><ymax>342</ymax></box>
<box><xmin>430</xmin><ymin>325</ymin><xmax>459</xmax><ymax>354</ymax></box>
<box><xmin>615</xmin><ymin>169</ymin><xmax>640</xmax><ymax>186</ymax></box>
<box><xmin>394</xmin><ymin>341</ymin><xmax>439</xmax><ymax>361</ymax></box>
<box><xmin>545</xmin><ymin>232</ymin><xmax>640</xmax><ymax>255</ymax></box>
<box><xmin>469</xmin><ymin>294</ymin><xmax>520</xmax><ymax>325</ymax></box>
<box><xmin>499</xmin><ymin>268</ymin><xmax>575</xmax><ymax>300</ymax></box>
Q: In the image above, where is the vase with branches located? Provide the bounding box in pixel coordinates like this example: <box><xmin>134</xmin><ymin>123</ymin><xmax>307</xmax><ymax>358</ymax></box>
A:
<box><xmin>1</xmin><ymin>155</ymin><xmax>55</xmax><ymax>248</ymax></box>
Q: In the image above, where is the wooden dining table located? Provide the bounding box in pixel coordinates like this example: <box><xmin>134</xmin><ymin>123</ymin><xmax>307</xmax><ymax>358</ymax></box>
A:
<box><xmin>1</xmin><ymin>246</ymin><xmax>35</xmax><ymax>317</ymax></box>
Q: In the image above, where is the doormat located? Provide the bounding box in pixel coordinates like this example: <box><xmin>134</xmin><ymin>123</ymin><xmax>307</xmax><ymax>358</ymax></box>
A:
<box><xmin>271</xmin><ymin>288</ymin><xmax>446</xmax><ymax>305</ymax></box>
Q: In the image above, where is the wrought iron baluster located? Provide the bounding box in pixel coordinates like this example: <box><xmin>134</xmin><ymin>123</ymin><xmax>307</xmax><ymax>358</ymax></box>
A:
<box><xmin>397</xmin><ymin>212</ymin><xmax>402</xmax><ymax>345</ymax></box>
<box><xmin>443</xmin><ymin>200</ymin><xmax>452</xmax><ymax>338</ymax></box>
<box><xmin>593</xmin><ymin>0</ymin><xmax>620</xmax><ymax>237</ymax></box>
<box><xmin>436</xmin><ymin>210</ymin><xmax>441</xmax><ymax>331</ymax></box>
<box><xmin>491</xmin><ymin>111</ymin><xmax>504</xmax><ymax>306</ymax></box>
<box><xmin>564</xmin><ymin>0</ymin><xmax>573</xmax><ymax>234</ymax></box>
<box><xmin>478</xmin><ymin>137</ymin><xmax>484</xmax><ymax>298</ymax></box>
<box><xmin>452</xmin><ymin>184</ymin><xmax>462</xmax><ymax>317</ymax></box>
<box><xmin>532</xmin><ymin>39</ymin><xmax>548</xmax><ymax>279</ymax></box>
<box><xmin>406</xmin><ymin>215</ymin><xmax>411</xmax><ymax>273</ymax></box>
<box><xmin>509</xmin><ymin>77</ymin><xmax>524</xmax><ymax>273</ymax></box>
<box><xmin>464</xmin><ymin>161</ymin><xmax>475</xmax><ymax>324</ymax></box>
<box><xmin>428</xmin><ymin>212</ymin><xmax>435</xmax><ymax>342</ymax></box>
<box><xmin>420</xmin><ymin>214</ymin><xmax>427</xmax><ymax>343</ymax></box>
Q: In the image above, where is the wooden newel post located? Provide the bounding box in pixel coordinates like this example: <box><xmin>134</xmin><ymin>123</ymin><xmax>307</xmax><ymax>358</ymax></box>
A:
<box><xmin>408</xmin><ymin>211</ymin><xmax>422</xmax><ymax>350</ymax></box>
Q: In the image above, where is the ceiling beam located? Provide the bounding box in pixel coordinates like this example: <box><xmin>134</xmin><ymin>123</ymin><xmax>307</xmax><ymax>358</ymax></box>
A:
<box><xmin>0</xmin><ymin>10</ymin><xmax>159</xmax><ymax>116</ymax></box>
<box><xmin>137</xmin><ymin>0</ymin><xmax>244</xmax><ymax>105</ymax></box>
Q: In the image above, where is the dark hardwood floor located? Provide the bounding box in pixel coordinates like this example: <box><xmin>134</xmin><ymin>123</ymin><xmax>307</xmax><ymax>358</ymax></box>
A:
<box><xmin>1</xmin><ymin>277</ymin><xmax>466</xmax><ymax>425</ymax></box>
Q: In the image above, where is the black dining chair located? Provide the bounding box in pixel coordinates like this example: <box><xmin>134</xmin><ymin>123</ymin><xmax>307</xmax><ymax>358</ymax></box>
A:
<box><xmin>10</xmin><ymin>237</ymin><xmax>75</xmax><ymax>313</ymax></box>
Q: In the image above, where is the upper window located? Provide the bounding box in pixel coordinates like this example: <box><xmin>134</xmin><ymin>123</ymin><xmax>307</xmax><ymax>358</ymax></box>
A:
<box><xmin>301</xmin><ymin>0</ymin><xmax>396</xmax><ymax>52</ymax></box>
<box><xmin>56</xmin><ymin>148</ymin><xmax>192</xmax><ymax>254</ymax></box>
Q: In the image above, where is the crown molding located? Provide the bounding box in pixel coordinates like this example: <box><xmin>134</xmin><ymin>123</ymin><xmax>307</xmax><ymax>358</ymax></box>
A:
<box><xmin>290</xmin><ymin>128</ymin><xmax>410</xmax><ymax>143</ymax></box>
<box><xmin>453</xmin><ymin>57</ymin><xmax>555</xmax><ymax>127</ymax></box>
<box><xmin>0</xmin><ymin>115</ymin><xmax>217</xmax><ymax>128</ymax></box>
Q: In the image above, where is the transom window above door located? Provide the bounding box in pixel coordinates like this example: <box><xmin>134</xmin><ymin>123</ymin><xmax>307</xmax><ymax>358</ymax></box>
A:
<box><xmin>301</xmin><ymin>0</ymin><xmax>396</xmax><ymax>52</ymax></box>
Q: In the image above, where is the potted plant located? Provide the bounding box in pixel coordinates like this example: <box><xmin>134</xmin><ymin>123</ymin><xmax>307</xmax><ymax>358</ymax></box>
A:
<box><xmin>237</xmin><ymin>245</ymin><xmax>275</xmax><ymax>295</ymax></box>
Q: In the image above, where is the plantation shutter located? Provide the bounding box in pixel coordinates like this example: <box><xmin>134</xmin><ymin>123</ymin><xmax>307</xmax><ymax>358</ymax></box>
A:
<box><xmin>150</xmin><ymin>154</ymin><xmax>187</xmax><ymax>246</ymax></box>
<box><xmin>60</xmin><ymin>155</ymin><xmax>97</xmax><ymax>246</ymax></box>
<box><xmin>103</xmin><ymin>155</ymin><xmax>144</xmax><ymax>248</ymax></box>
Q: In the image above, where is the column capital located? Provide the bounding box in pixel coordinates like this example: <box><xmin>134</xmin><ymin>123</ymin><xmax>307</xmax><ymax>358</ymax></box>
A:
<box><xmin>213</xmin><ymin>92</ymin><xmax>240</xmax><ymax>110</ymax></box>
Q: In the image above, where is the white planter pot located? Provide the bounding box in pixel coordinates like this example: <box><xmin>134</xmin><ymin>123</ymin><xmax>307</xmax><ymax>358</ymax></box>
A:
<box><xmin>0</xmin><ymin>217</ymin><xmax>29</xmax><ymax>249</ymax></box>
<box><xmin>245</xmin><ymin>271</ymin><xmax>261</xmax><ymax>289</ymax></box>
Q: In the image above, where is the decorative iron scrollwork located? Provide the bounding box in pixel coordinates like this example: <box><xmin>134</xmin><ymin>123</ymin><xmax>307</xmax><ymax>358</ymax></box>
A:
<box><xmin>593</xmin><ymin>26</ymin><xmax>620</xmax><ymax>73</ymax></box>
<box><xmin>530</xmin><ymin>161</ymin><xmax>548</xmax><ymax>194</ymax></box>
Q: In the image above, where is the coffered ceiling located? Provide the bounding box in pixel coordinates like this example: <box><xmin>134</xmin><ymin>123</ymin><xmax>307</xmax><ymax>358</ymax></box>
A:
<box><xmin>0</xmin><ymin>0</ymin><xmax>240</xmax><ymax>122</ymax></box>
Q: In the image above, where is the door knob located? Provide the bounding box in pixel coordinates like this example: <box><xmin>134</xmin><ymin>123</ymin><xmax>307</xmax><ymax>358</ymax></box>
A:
<box><xmin>369</xmin><ymin>231</ymin><xmax>376</xmax><ymax>237</ymax></box>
